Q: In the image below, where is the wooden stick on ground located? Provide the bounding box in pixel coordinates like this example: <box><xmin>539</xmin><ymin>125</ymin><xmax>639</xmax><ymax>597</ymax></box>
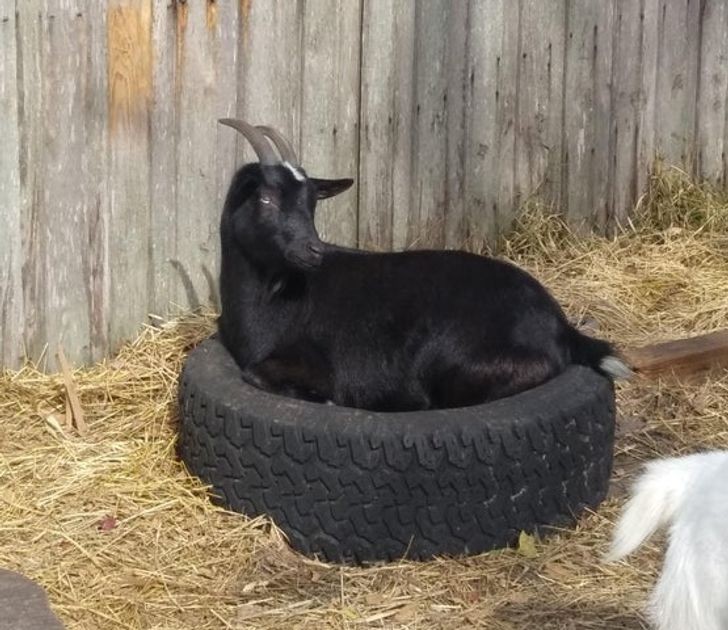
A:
<box><xmin>64</xmin><ymin>395</ymin><xmax>72</xmax><ymax>430</ymax></box>
<box><xmin>56</xmin><ymin>346</ymin><xmax>88</xmax><ymax>436</ymax></box>
<box><xmin>623</xmin><ymin>329</ymin><xmax>728</xmax><ymax>378</ymax></box>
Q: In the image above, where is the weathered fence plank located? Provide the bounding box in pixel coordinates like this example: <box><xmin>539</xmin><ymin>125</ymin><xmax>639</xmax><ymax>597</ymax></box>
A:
<box><xmin>515</xmin><ymin>0</ymin><xmax>566</xmax><ymax>207</ymax></box>
<box><xmin>443</xmin><ymin>0</ymin><xmax>470</xmax><ymax>249</ymax></box>
<box><xmin>14</xmin><ymin>0</ymin><xmax>44</xmax><ymax>365</ymax></box>
<box><xmin>107</xmin><ymin>0</ymin><xmax>151</xmax><ymax>350</ymax></box>
<box><xmin>149</xmin><ymin>2</ymin><xmax>181</xmax><ymax>317</ymax></box>
<box><xmin>26</xmin><ymin>2</ymin><xmax>99</xmax><ymax>367</ymax></box>
<box><xmin>492</xmin><ymin>0</ymin><xmax>520</xmax><ymax>236</ymax></box>
<box><xmin>462</xmin><ymin>0</ymin><xmax>519</xmax><ymax>246</ymax></box>
<box><xmin>654</xmin><ymin>0</ymin><xmax>701</xmax><ymax>167</ymax></box>
<box><xmin>637</xmin><ymin>0</ymin><xmax>660</xmax><ymax>198</ymax></box>
<box><xmin>300</xmin><ymin>0</ymin><xmax>361</xmax><ymax>248</ymax></box>
<box><xmin>0</xmin><ymin>0</ymin><xmax>24</xmax><ymax>368</ymax></box>
<box><xmin>695</xmin><ymin>0</ymin><xmax>728</xmax><ymax>183</ymax></box>
<box><xmin>358</xmin><ymin>0</ymin><xmax>415</xmax><ymax>251</ymax></box>
<box><xmin>237</xmin><ymin>0</ymin><xmax>303</xmax><ymax>163</ymax></box>
<box><xmin>409</xmin><ymin>0</ymin><xmax>449</xmax><ymax>249</ymax></box>
<box><xmin>173</xmin><ymin>0</ymin><xmax>239</xmax><ymax>313</ymax></box>
<box><xmin>610</xmin><ymin>0</ymin><xmax>646</xmax><ymax>227</ymax></box>
<box><xmin>562</xmin><ymin>0</ymin><xmax>615</xmax><ymax>232</ymax></box>
<box><xmin>85</xmin><ymin>5</ymin><xmax>111</xmax><ymax>362</ymax></box>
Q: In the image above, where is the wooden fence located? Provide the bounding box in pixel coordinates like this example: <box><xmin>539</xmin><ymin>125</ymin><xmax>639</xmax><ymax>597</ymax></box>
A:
<box><xmin>1</xmin><ymin>0</ymin><xmax>727</xmax><ymax>369</ymax></box>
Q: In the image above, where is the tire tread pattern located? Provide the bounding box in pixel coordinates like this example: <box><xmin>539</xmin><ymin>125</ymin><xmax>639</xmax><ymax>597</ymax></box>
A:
<box><xmin>177</xmin><ymin>338</ymin><xmax>615</xmax><ymax>564</ymax></box>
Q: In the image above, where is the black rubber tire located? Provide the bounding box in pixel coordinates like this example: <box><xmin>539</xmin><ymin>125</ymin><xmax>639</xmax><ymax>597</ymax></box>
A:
<box><xmin>177</xmin><ymin>336</ymin><xmax>616</xmax><ymax>564</ymax></box>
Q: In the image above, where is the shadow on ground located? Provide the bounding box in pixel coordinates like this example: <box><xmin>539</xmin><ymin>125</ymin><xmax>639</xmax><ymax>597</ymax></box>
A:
<box><xmin>490</xmin><ymin>600</ymin><xmax>647</xmax><ymax>630</ymax></box>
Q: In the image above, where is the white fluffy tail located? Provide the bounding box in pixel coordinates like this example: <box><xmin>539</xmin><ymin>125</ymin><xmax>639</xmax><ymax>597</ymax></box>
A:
<box><xmin>605</xmin><ymin>456</ymin><xmax>697</xmax><ymax>561</ymax></box>
<box><xmin>607</xmin><ymin>451</ymin><xmax>728</xmax><ymax>630</ymax></box>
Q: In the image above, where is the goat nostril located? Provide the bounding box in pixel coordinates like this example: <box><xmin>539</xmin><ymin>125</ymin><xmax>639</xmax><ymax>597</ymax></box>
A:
<box><xmin>308</xmin><ymin>243</ymin><xmax>323</xmax><ymax>256</ymax></box>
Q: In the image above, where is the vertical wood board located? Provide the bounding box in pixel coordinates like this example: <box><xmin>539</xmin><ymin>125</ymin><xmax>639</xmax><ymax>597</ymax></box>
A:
<box><xmin>408</xmin><ymin>0</ymin><xmax>449</xmax><ymax>248</ymax></box>
<box><xmin>31</xmin><ymin>2</ymin><xmax>96</xmax><ymax>367</ymax></box>
<box><xmin>653</xmin><ymin>0</ymin><xmax>701</xmax><ymax>166</ymax></box>
<box><xmin>173</xmin><ymin>0</ymin><xmax>239</xmax><ymax>314</ymax></box>
<box><xmin>358</xmin><ymin>0</ymin><xmax>415</xmax><ymax>250</ymax></box>
<box><xmin>0</xmin><ymin>1</ymin><xmax>24</xmax><ymax>367</ymax></box>
<box><xmin>463</xmin><ymin>0</ymin><xmax>519</xmax><ymax>246</ymax></box>
<box><xmin>149</xmin><ymin>1</ymin><xmax>181</xmax><ymax>317</ymax></box>
<box><xmin>300</xmin><ymin>0</ymin><xmax>361</xmax><ymax>248</ymax></box>
<box><xmin>610</xmin><ymin>0</ymin><xmax>646</xmax><ymax>226</ymax></box>
<box><xmin>443</xmin><ymin>0</ymin><xmax>470</xmax><ymax>248</ymax></box>
<box><xmin>695</xmin><ymin>0</ymin><xmax>728</xmax><ymax>183</ymax></box>
<box><xmin>562</xmin><ymin>0</ymin><xmax>615</xmax><ymax>232</ymax></box>
<box><xmin>515</xmin><ymin>0</ymin><xmax>566</xmax><ymax>207</ymax></box>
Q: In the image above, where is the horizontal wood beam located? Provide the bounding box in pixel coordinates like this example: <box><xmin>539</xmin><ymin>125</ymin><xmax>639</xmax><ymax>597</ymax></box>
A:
<box><xmin>623</xmin><ymin>329</ymin><xmax>728</xmax><ymax>377</ymax></box>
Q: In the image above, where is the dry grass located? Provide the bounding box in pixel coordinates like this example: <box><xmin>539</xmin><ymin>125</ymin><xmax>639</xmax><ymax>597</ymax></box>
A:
<box><xmin>2</xmin><ymin>164</ymin><xmax>728</xmax><ymax>629</ymax></box>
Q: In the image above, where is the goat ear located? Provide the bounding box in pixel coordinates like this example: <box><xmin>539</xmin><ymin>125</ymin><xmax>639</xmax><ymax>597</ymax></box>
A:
<box><xmin>310</xmin><ymin>178</ymin><xmax>354</xmax><ymax>200</ymax></box>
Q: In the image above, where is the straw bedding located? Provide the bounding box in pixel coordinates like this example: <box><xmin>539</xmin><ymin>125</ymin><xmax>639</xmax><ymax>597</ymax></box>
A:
<box><xmin>1</xmin><ymin>165</ymin><xmax>727</xmax><ymax>629</ymax></box>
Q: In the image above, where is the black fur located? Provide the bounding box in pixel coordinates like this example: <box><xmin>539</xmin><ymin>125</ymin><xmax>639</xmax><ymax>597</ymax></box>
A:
<box><xmin>218</xmin><ymin>161</ymin><xmax>619</xmax><ymax>412</ymax></box>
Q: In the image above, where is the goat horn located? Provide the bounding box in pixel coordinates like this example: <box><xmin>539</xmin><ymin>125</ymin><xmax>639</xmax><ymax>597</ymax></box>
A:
<box><xmin>218</xmin><ymin>118</ymin><xmax>278</xmax><ymax>166</ymax></box>
<box><xmin>256</xmin><ymin>125</ymin><xmax>299</xmax><ymax>166</ymax></box>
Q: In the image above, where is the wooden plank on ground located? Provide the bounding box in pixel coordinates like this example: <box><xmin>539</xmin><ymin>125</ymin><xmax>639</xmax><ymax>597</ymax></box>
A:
<box><xmin>624</xmin><ymin>329</ymin><xmax>728</xmax><ymax>377</ymax></box>
<box><xmin>0</xmin><ymin>1</ymin><xmax>25</xmax><ymax>368</ymax></box>
<box><xmin>57</xmin><ymin>345</ymin><xmax>87</xmax><ymax>436</ymax></box>
<box><xmin>300</xmin><ymin>0</ymin><xmax>361</xmax><ymax>248</ymax></box>
<box><xmin>358</xmin><ymin>0</ymin><xmax>416</xmax><ymax>251</ymax></box>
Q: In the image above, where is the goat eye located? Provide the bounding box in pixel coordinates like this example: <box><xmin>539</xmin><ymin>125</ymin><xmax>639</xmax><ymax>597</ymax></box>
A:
<box><xmin>260</xmin><ymin>195</ymin><xmax>271</xmax><ymax>205</ymax></box>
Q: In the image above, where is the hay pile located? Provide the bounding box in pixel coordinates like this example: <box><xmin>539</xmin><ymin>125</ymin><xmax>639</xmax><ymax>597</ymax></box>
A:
<box><xmin>1</xmin><ymin>166</ymin><xmax>727</xmax><ymax>629</ymax></box>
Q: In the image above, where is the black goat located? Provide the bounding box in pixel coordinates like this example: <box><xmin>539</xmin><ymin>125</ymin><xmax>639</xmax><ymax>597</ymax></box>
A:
<box><xmin>217</xmin><ymin>119</ymin><xmax>631</xmax><ymax>412</ymax></box>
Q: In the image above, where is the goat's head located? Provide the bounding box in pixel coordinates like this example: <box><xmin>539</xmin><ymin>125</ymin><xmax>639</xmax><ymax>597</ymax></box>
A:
<box><xmin>219</xmin><ymin>119</ymin><xmax>353</xmax><ymax>272</ymax></box>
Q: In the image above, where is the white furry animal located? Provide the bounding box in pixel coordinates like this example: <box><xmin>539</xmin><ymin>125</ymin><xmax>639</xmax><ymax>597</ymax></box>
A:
<box><xmin>606</xmin><ymin>450</ymin><xmax>728</xmax><ymax>630</ymax></box>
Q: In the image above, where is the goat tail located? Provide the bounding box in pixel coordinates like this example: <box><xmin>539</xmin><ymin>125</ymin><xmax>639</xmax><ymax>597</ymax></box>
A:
<box><xmin>605</xmin><ymin>457</ymin><xmax>698</xmax><ymax>562</ymax></box>
<box><xmin>568</xmin><ymin>327</ymin><xmax>633</xmax><ymax>380</ymax></box>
